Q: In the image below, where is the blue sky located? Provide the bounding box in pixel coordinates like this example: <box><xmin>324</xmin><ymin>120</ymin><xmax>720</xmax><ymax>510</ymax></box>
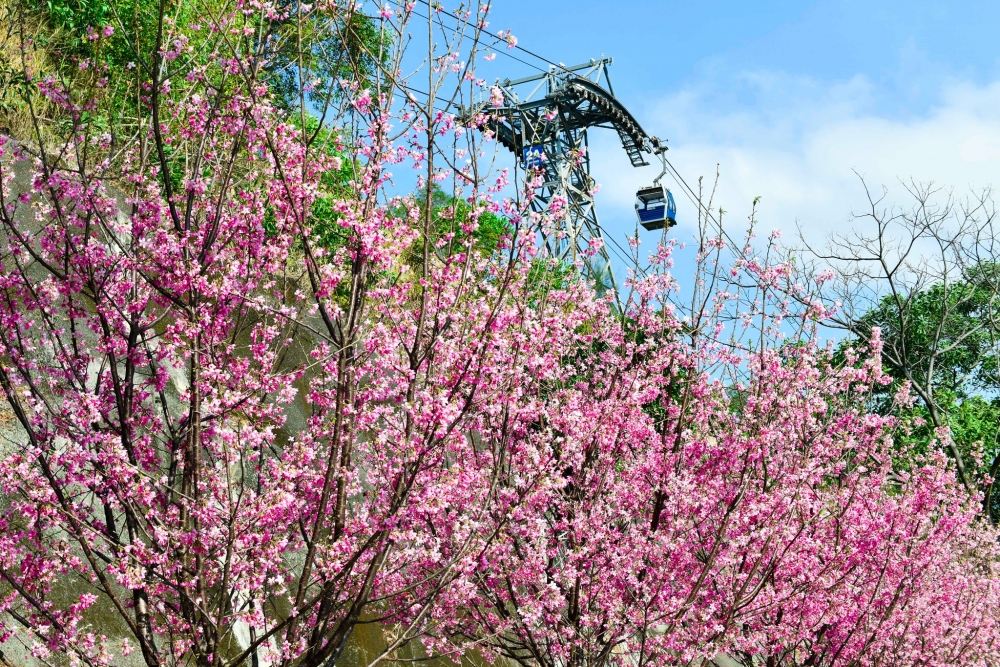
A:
<box><xmin>488</xmin><ymin>0</ymin><xmax>1000</xmax><ymax>107</ymax></box>
<box><xmin>475</xmin><ymin>0</ymin><xmax>1000</xmax><ymax>248</ymax></box>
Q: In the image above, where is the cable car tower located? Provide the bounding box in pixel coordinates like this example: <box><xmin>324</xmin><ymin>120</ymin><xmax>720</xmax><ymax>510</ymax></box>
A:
<box><xmin>466</xmin><ymin>57</ymin><xmax>676</xmax><ymax>287</ymax></box>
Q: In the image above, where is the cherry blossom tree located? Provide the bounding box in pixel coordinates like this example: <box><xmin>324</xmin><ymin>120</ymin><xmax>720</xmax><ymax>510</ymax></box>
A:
<box><xmin>0</xmin><ymin>0</ymin><xmax>998</xmax><ymax>666</ymax></box>
<box><xmin>436</xmin><ymin>229</ymin><xmax>1000</xmax><ymax>667</ymax></box>
<box><xmin>0</xmin><ymin>0</ymin><xmax>548</xmax><ymax>664</ymax></box>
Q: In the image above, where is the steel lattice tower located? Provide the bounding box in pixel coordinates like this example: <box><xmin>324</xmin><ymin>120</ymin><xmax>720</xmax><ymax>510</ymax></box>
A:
<box><xmin>467</xmin><ymin>58</ymin><xmax>664</xmax><ymax>289</ymax></box>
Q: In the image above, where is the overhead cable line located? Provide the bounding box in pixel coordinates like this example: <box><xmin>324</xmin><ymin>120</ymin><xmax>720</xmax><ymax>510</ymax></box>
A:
<box><xmin>412</xmin><ymin>0</ymin><xmax>578</xmax><ymax>76</ymax></box>
<box><xmin>396</xmin><ymin>0</ymin><xmax>548</xmax><ymax>75</ymax></box>
<box><xmin>661</xmin><ymin>156</ymin><xmax>740</xmax><ymax>250</ymax></box>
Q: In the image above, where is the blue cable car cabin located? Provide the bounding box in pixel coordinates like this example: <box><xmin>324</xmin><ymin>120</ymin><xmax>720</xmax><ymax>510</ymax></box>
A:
<box><xmin>635</xmin><ymin>185</ymin><xmax>677</xmax><ymax>231</ymax></box>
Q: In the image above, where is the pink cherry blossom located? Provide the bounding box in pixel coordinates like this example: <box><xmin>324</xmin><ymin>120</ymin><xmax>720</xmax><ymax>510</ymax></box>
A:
<box><xmin>0</xmin><ymin>2</ymin><xmax>996</xmax><ymax>667</ymax></box>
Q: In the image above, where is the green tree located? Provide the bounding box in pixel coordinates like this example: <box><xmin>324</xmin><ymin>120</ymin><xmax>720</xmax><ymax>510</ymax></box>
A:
<box><xmin>842</xmin><ymin>264</ymin><xmax>1000</xmax><ymax>519</ymax></box>
<box><xmin>808</xmin><ymin>182</ymin><xmax>1000</xmax><ymax>502</ymax></box>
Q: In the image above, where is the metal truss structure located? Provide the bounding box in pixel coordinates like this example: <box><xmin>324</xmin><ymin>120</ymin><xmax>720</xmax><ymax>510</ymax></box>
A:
<box><xmin>467</xmin><ymin>58</ymin><xmax>664</xmax><ymax>289</ymax></box>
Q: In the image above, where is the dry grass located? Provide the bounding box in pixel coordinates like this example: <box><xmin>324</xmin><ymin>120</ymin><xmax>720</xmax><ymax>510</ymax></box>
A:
<box><xmin>0</xmin><ymin>0</ymin><xmax>61</xmax><ymax>142</ymax></box>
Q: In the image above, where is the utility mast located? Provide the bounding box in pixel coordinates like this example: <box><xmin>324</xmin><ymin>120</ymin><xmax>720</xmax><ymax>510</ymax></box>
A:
<box><xmin>467</xmin><ymin>58</ymin><xmax>671</xmax><ymax>288</ymax></box>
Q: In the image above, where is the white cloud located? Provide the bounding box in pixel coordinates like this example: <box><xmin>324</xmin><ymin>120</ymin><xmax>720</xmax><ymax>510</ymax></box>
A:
<box><xmin>588</xmin><ymin>72</ymin><xmax>1000</xmax><ymax>246</ymax></box>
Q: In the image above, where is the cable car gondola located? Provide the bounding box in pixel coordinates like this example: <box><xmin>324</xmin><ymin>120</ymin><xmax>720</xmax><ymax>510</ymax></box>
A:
<box><xmin>635</xmin><ymin>185</ymin><xmax>676</xmax><ymax>231</ymax></box>
<box><xmin>635</xmin><ymin>145</ymin><xmax>677</xmax><ymax>231</ymax></box>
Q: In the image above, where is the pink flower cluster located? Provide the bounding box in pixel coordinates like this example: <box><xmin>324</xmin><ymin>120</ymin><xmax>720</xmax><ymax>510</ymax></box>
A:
<box><xmin>0</xmin><ymin>6</ymin><xmax>997</xmax><ymax>667</ymax></box>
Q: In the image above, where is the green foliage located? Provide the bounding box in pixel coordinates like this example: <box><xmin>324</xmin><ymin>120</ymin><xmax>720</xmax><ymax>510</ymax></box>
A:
<box><xmin>33</xmin><ymin>0</ymin><xmax>111</xmax><ymax>33</ymax></box>
<box><xmin>264</xmin><ymin>9</ymin><xmax>391</xmax><ymax>113</ymax></box>
<box><xmin>14</xmin><ymin>0</ymin><xmax>387</xmax><ymax>247</ymax></box>
<box><xmin>296</xmin><ymin>117</ymin><xmax>355</xmax><ymax>252</ymax></box>
<box><xmin>526</xmin><ymin>257</ymin><xmax>572</xmax><ymax>292</ymax></box>
<box><xmin>844</xmin><ymin>263</ymin><xmax>1000</xmax><ymax>518</ymax></box>
<box><xmin>866</xmin><ymin>288</ymin><xmax>997</xmax><ymax>403</ymax></box>
<box><xmin>404</xmin><ymin>187</ymin><xmax>513</xmax><ymax>267</ymax></box>
<box><xmin>18</xmin><ymin>0</ymin><xmax>391</xmax><ymax>136</ymax></box>
<box><xmin>473</xmin><ymin>209</ymin><xmax>512</xmax><ymax>258</ymax></box>
<box><xmin>23</xmin><ymin>0</ymin><xmax>160</xmax><ymax>72</ymax></box>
